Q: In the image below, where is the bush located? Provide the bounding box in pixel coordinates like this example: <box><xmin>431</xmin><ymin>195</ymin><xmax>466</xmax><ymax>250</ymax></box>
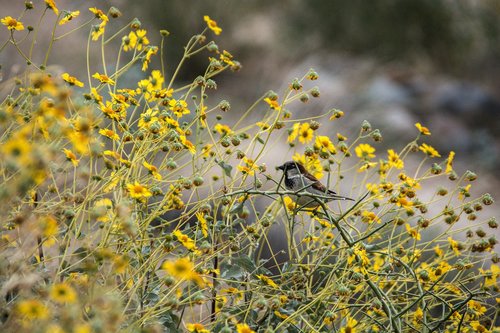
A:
<box><xmin>0</xmin><ymin>3</ymin><xmax>498</xmax><ymax>333</ymax></box>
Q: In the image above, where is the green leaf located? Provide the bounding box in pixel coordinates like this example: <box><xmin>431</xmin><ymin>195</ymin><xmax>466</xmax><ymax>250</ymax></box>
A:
<box><xmin>216</xmin><ymin>159</ymin><xmax>232</xmax><ymax>177</ymax></box>
<box><xmin>232</xmin><ymin>255</ymin><xmax>257</xmax><ymax>274</ymax></box>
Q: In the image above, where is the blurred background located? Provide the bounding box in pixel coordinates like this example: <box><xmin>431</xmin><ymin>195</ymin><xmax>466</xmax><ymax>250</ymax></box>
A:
<box><xmin>1</xmin><ymin>0</ymin><xmax>499</xmax><ymax>219</ymax></box>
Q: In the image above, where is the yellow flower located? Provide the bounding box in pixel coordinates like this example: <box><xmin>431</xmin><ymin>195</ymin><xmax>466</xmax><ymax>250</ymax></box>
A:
<box><xmin>99</xmin><ymin>128</ymin><xmax>120</xmax><ymax>141</ymax></box>
<box><xmin>61</xmin><ymin>73</ymin><xmax>84</xmax><ymax>87</ymax></box>
<box><xmin>236</xmin><ymin>323</ymin><xmax>255</xmax><ymax>333</ymax></box>
<box><xmin>162</xmin><ymin>257</ymin><xmax>205</xmax><ymax>287</ymax></box>
<box><xmin>468</xmin><ymin>300</ymin><xmax>487</xmax><ymax>317</ymax></box>
<box><xmin>405</xmin><ymin>224</ymin><xmax>421</xmax><ymax>240</ymax></box>
<box><xmin>220</xmin><ymin>50</ymin><xmax>235</xmax><ymax>66</ymax></box>
<box><xmin>355</xmin><ymin>143</ymin><xmax>376</xmax><ymax>160</ymax></box>
<box><xmin>448</xmin><ymin>237</ymin><xmax>461</xmax><ymax>256</ymax></box>
<box><xmin>413</xmin><ymin>307</ymin><xmax>423</xmax><ymax>327</ymax></box>
<box><xmin>470</xmin><ymin>321</ymin><xmax>490</xmax><ymax>333</ymax></box>
<box><xmin>173</xmin><ymin>230</ymin><xmax>198</xmax><ymax>251</ymax></box>
<box><xmin>256</xmin><ymin>274</ymin><xmax>279</xmax><ymax>289</ymax></box>
<box><xmin>62</xmin><ymin>148</ymin><xmax>79</xmax><ymax>167</ymax></box>
<box><xmin>415</xmin><ymin>122</ymin><xmax>431</xmax><ymax>135</ymax></box>
<box><xmin>100</xmin><ymin>101</ymin><xmax>125</xmax><ymax>121</ymax></box>
<box><xmin>264</xmin><ymin>97</ymin><xmax>281</xmax><ymax>111</ymax></box>
<box><xmin>50</xmin><ymin>283</ymin><xmax>77</xmax><ymax>303</ymax></box>
<box><xmin>168</xmin><ymin>99</ymin><xmax>190</xmax><ymax>117</ymax></box>
<box><xmin>123</xmin><ymin>31</ymin><xmax>138</xmax><ymax>51</ymax></box>
<box><xmin>361</xmin><ymin>210</ymin><xmax>381</xmax><ymax>224</ymax></box>
<box><xmin>283</xmin><ymin>196</ymin><xmax>297</xmax><ymax>212</ymax></box>
<box><xmin>292</xmin><ymin>153</ymin><xmax>323</xmax><ymax>179</ymax></box>
<box><xmin>112</xmin><ymin>254</ymin><xmax>129</xmax><ymax>274</ymax></box>
<box><xmin>419</xmin><ymin>143</ymin><xmax>441</xmax><ymax>158</ymax></box>
<box><xmin>288</xmin><ymin>123</ymin><xmax>300</xmax><ymax>143</ymax></box>
<box><xmin>196</xmin><ymin>212</ymin><xmax>208</xmax><ymax>238</ymax></box>
<box><xmin>135</xmin><ymin>29</ymin><xmax>150</xmax><ymax>51</ymax></box>
<box><xmin>298</xmin><ymin>123</ymin><xmax>314</xmax><ymax>144</ymax></box>
<box><xmin>214</xmin><ymin>123</ymin><xmax>233</xmax><ymax>136</ymax></box>
<box><xmin>142</xmin><ymin>46</ymin><xmax>158</xmax><ymax>71</ymax></box>
<box><xmin>89</xmin><ymin>7</ymin><xmax>109</xmax><ymax>22</ymax></box>
<box><xmin>126</xmin><ymin>181</ymin><xmax>152</xmax><ymax>199</ymax></box>
<box><xmin>186</xmin><ymin>323</ymin><xmax>210</xmax><ymax>333</ymax></box>
<box><xmin>237</xmin><ymin>157</ymin><xmax>259</xmax><ymax>176</ymax></box>
<box><xmin>45</xmin><ymin>0</ymin><xmax>59</xmax><ymax>15</ymax></box>
<box><xmin>387</xmin><ymin>149</ymin><xmax>404</xmax><ymax>169</ymax></box>
<box><xmin>59</xmin><ymin>10</ymin><xmax>80</xmax><ymax>25</ymax></box>
<box><xmin>445</xmin><ymin>151</ymin><xmax>455</xmax><ymax>173</ymax></box>
<box><xmin>40</xmin><ymin>215</ymin><xmax>58</xmax><ymax>246</ymax></box>
<box><xmin>479</xmin><ymin>264</ymin><xmax>499</xmax><ymax>288</ymax></box>
<box><xmin>340</xmin><ymin>317</ymin><xmax>358</xmax><ymax>333</ymax></box>
<box><xmin>179</xmin><ymin>135</ymin><xmax>196</xmax><ymax>154</ymax></box>
<box><xmin>143</xmin><ymin>161</ymin><xmax>162</xmax><ymax>180</ymax></box>
<box><xmin>16</xmin><ymin>299</ymin><xmax>50</xmax><ymax>320</ymax></box>
<box><xmin>314</xmin><ymin>136</ymin><xmax>336</xmax><ymax>154</ymax></box>
<box><xmin>1</xmin><ymin>16</ymin><xmax>24</xmax><ymax>31</ymax></box>
<box><xmin>204</xmin><ymin>15</ymin><xmax>222</xmax><ymax>35</ymax></box>
<box><xmin>434</xmin><ymin>245</ymin><xmax>443</xmax><ymax>257</ymax></box>
<box><xmin>92</xmin><ymin>72</ymin><xmax>115</xmax><ymax>85</ymax></box>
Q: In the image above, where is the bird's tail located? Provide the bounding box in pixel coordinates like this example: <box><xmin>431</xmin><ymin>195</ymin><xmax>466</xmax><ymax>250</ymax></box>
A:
<box><xmin>328</xmin><ymin>190</ymin><xmax>354</xmax><ymax>201</ymax></box>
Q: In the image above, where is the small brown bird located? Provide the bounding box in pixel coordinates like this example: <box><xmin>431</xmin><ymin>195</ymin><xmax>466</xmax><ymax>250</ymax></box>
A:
<box><xmin>277</xmin><ymin>161</ymin><xmax>353</xmax><ymax>208</ymax></box>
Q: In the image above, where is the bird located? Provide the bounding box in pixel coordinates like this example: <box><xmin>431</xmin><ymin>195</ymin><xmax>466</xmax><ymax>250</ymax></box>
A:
<box><xmin>277</xmin><ymin>161</ymin><xmax>353</xmax><ymax>208</ymax></box>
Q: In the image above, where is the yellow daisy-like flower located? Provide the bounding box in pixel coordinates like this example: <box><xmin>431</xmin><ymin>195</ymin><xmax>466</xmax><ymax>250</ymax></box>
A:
<box><xmin>99</xmin><ymin>128</ymin><xmax>120</xmax><ymax>141</ymax></box>
<box><xmin>361</xmin><ymin>210</ymin><xmax>381</xmax><ymax>224</ymax></box>
<box><xmin>143</xmin><ymin>161</ymin><xmax>162</xmax><ymax>180</ymax></box>
<box><xmin>448</xmin><ymin>237</ymin><xmax>461</xmax><ymax>256</ymax></box>
<box><xmin>50</xmin><ymin>283</ymin><xmax>77</xmax><ymax>303</ymax></box>
<box><xmin>419</xmin><ymin>143</ymin><xmax>441</xmax><ymax>158</ymax></box>
<box><xmin>288</xmin><ymin>123</ymin><xmax>300</xmax><ymax>143</ymax></box>
<box><xmin>196</xmin><ymin>212</ymin><xmax>208</xmax><ymax>238</ymax></box>
<box><xmin>59</xmin><ymin>10</ymin><xmax>80</xmax><ymax>25</ymax></box>
<box><xmin>122</xmin><ymin>31</ymin><xmax>138</xmax><ymax>51</ymax></box>
<box><xmin>298</xmin><ymin>123</ymin><xmax>314</xmax><ymax>144</ymax></box>
<box><xmin>16</xmin><ymin>299</ymin><xmax>50</xmax><ymax>320</ymax></box>
<box><xmin>61</xmin><ymin>73</ymin><xmax>84</xmax><ymax>87</ymax></box>
<box><xmin>1</xmin><ymin>16</ymin><xmax>24</xmax><ymax>31</ymax></box>
<box><xmin>292</xmin><ymin>153</ymin><xmax>323</xmax><ymax>179</ymax></box>
<box><xmin>168</xmin><ymin>99</ymin><xmax>190</xmax><ymax>117</ymax></box>
<box><xmin>314</xmin><ymin>135</ymin><xmax>336</xmax><ymax>154</ymax></box>
<box><xmin>237</xmin><ymin>157</ymin><xmax>259</xmax><ymax>176</ymax></box>
<box><xmin>264</xmin><ymin>97</ymin><xmax>281</xmax><ymax>111</ymax></box>
<box><xmin>162</xmin><ymin>257</ymin><xmax>205</xmax><ymax>287</ymax></box>
<box><xmin>387</xmin><ymin>149</ymin><xmax>404</xmax><ymax>169</ymax></box>
<box><xmin>204</xmin><ymin>15</ymin><xmax>222</xmax><ymax>35</ymax></box>
<box><xmin>173</xmin><ymin>230</ymin><xmax>198</xmax><ymax>251</ymax></box>
<box><xmin>236</xmin><ymin>323</ymin><xmax>255</xmax><ymax>333</ymax></box>
<box><xmin>415</xmin><ymin>122</ymin><xmax>431</xmax><ymax>135</ymax></box>
<box><xmin>45</xmin><ymin>0</ymin><xmax>59</xmax><ymax>15</ymax></box>
<box><xmin>355</xmin><ymin>143</ymin><xmax>376</xmax><ymax>160</ymax></box>
<box><xmin>89</xmin><ymin>7</ymin><xmax>108</xmax><ymax>22</ymax></box>
<box><xmin>405</xmin><ymin>224</ymin><xmax>421</xmax><ymax>241</ymax></box>
<box><xmin>126</xmin><ymin>181</ymin><xmax>152</xmax><ymax>199</ymax></box>
<box><xmin>63</xmin><ymin>148</ymin><xmax>79</xmax><ymax>167</ymax></box>
<box><xmin>340</xmin><ymin>317</ymin><xmax>358</xmax><ymax>333</ymax></box>
<box><xmin>92</xmin><ymin>72</ymin><xmax>115</xmax><ymax>85</ymax></box>
<box><xmin>186</xmin><ymin>323</ymin><xmax>210</xmax><ymax>333</ymax></box>
<box><xmin>136</xmin><ymin>29</ymin><xmax>150</xmax><ymax>51</ymax></box>
<box><xmin>214</xmin><ymin>123</ymin><xmax>233</xmax><ymax>136</ymax></box>
<box><xmin>256</xmin><ymin>274</ymin><xmax>279</xmax><ymax>289</ymax></box>
<box><xmin>445</xmin><ymin>151</ymin><xmax>455</xmax><ymax>173</ymax></box>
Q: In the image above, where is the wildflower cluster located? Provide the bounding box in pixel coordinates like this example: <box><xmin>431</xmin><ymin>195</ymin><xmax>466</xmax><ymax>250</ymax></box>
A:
<box><xmin>0</xmin><ymin>3</ymin><xmax>498</xmax><ymax>333</ymax></box>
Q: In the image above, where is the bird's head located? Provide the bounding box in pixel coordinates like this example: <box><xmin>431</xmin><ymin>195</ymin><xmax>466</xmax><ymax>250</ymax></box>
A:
<box><xmin>277</xmin><ymin>161</ymin><xmax>307</xmax><ymax>174</ymax></box>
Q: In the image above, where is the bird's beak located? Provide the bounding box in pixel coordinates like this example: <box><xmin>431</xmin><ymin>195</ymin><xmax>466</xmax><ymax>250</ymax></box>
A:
<box><xmin>276</xmin><ymin>164</ymin><xmax>285</xmax><ymax>171</ymax></box>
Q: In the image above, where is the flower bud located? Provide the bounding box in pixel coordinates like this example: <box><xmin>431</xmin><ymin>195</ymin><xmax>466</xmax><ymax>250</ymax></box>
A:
<box><xmin>25</xmin><ymin>1</ymin><xmax>34</xmax><ymax>9</ymax></box>
<box><xmin>206</xmin><ymin>79</ymin><xmax>217</xmax><ymax>89</ymax></box>
<box><xmin>371</xmin><ymin>129</ymin><xmax>382</xmax><ymax>142</ymax></box>
<box><xmin>431</xmin><ymin>163</ymin><xmax>442</xmax><ymax>175</ymax></box>
<box><xmin>219</xmin><ymin>100</ymin><xmax>230</xmax><ymax>112</ymax></box>
<box><xmin>291</xmin><ymin>78</ymin><xmax>302</xmax><ymax>91</ymax></box>
<box><xmin>130</xmin><ymin>18</ymin><xmax>141</xmax><ymax>30</ymax></box>
<box><xmin>266</xmin><ymin>91</ymin><xmax>278</xmax><ymax>101</ymax></box>
<box><xmin>109</xmin><ymin>7</ymin><xmax>122</xmax><ymax>18</ymax></box>
<box><xmin>160</xmin><ymin>29</ymin><xmax>170</xmax><ymax>37</ymax></box>
<box><xmin>361</xmin><ymin>120</ymin><xmax>372</xmax><ymax>132</ymax></box>
<box><xmin>193</xmin><ymin>175</ymin><xmax>204</xmax><ymax>187</ymax></box>
<box><xmin>299</xmin><ymin>93</ymin><xmax>309</xmax><ymax>103</ymax></box>
<box><xmin>481</xmin><ymin>193</ymin><xmax>494</xmax><ymax>205</ymax></box>
<box><xmin>488</xmin><ymin>217</ymin><xmax>498</xmax><ymax>229</ymax></box>
<box><xmin>207</xmin><ymin>41</ymin><xmax>218</xmax><ymax>52</ymax></box>
<box><xmin>465</xmin><ymin>170</ymin><xmax>477</xmax><ymax>181</ymax></box>
<box><xmin>311</xmin><ymin>87</ymin><xmax>320</xmax><ymax>97</ymax></box>
<box><xmin>307</xmin><ymin>69</ymin><xmax>319</xmax><ymax>80</ymax></box>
